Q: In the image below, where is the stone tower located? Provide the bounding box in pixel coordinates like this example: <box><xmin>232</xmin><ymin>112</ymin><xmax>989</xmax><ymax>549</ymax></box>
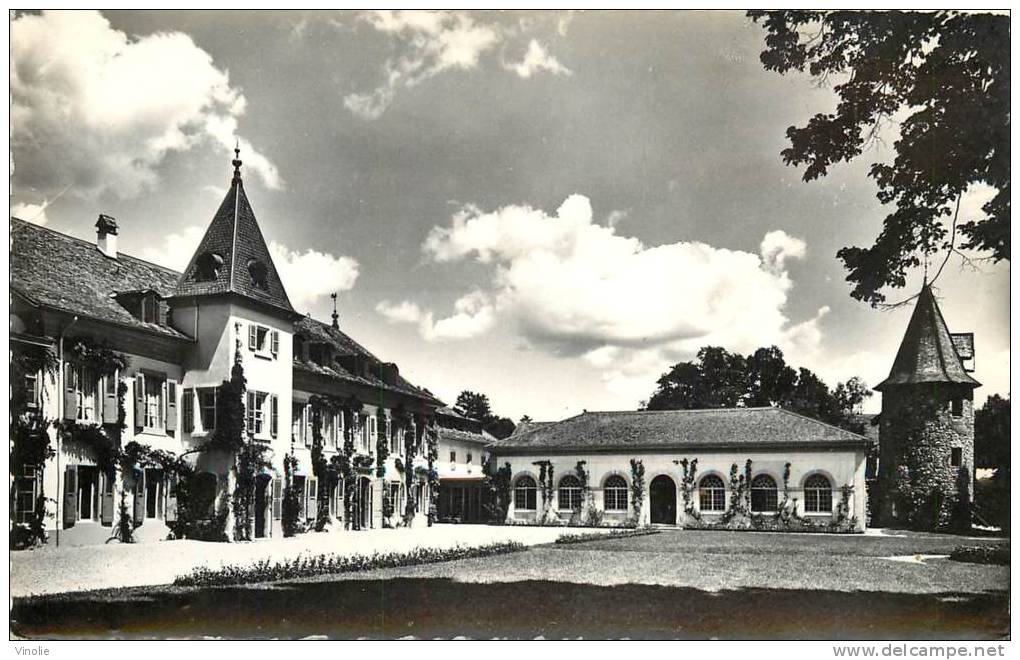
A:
<box><xmin>875</xmin><ymin>284</ymin><xmax>980</xmax><ymax>531</ymax></box>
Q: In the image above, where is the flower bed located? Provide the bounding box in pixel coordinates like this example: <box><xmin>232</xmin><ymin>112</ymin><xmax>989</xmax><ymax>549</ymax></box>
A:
<box><xmin>554</xmin><ymin>529</ymin><xmax>660</xmax><ymax>545</ymax></box>
<box><xmin>174</xmin><ymin>541</ymin><xmax>526</xmax><ymax>587</ymax></box>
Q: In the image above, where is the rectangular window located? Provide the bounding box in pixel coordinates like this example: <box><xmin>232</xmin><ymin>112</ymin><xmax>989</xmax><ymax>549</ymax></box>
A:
<box><xmin>390</xmin><ymin>418</ymin><xmax>401</xmax><ymax>454</ymax></box>
<box><xmin>14</xmin><ymin>466</ymin><xmax>39</xmax><ymax>524</ymax></box>
<box><xmin>198</xmin><ymin>388</ymin><xmax>217</xmax><ymax>432</ymax></box>
<box><xmin>246</xmin><ymin>391</ymin><xmax>268</xmax><ymax>438</ymax></box>
<box><xmin>249</xmin><ymin>324</ymin><xmax>276</xmax><ymax>358</ymax></box>
<box><xmin>182</xmin><ymin>389</ymin><xmax>195</xmax><ymax>433</ymax></box>
<box><xmin>951</xmin><ymin>447</ymin><xmax>963</xmax><ymax>468</ymax></box>
<box><xmin>143</xmin><ymin>374</ymin><xmax>165</xmax><ymax>430</ymax></box>
<box><xmin>72</xmin><ymin>366</ymin><xmax>100</xmax><ymax>422</ymax></box>
<box><xmin>141</xmin><ymin>295</ymin><xmax>158</xmax><ymax>324</ymax></box>
<box><xmin>951</xmin><ymin>398</ymin><xmax>964</xmax><ymax>417</ymax></box>
<box><xmin>292</xmin><ymin>402</ymin><xmax>305</xmax><ymax>444</ymax></box>
<box><xmin>467</xmin><ymin>452</ymin><xmax>473</xmax><ymax>465</ymax></box>
<box><xmin>360</xmin><ymin>415</ymin><xmax>369</xmax><ymax>452</ymax></box>
<box><xmin>23</xmin><ymin>371</ymin><xmax>39</xmax><ymax>411</ymax></box>
<box><xmin>450</xmin><ymin>450</ymin><xmax>457</xmax><ymax>463</ymax></box>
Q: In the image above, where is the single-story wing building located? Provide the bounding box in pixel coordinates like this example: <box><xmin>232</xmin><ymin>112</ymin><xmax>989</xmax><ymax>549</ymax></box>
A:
<box><xmin>488</xmin><ymin>407</ymin><xmax>872</xmax><ymax>531</ymax></box>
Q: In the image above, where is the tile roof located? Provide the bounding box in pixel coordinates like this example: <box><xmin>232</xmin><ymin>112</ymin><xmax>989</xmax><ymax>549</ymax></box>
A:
<box><xmin>173</xmin><ymin>165</ymin><xmax>295</xmax><ymax>315</ymax></box>
<box><xmin>293</xmin><ymin>315</ymin><xmax>441</xmax><ymax>405</ymax></box>
<box><xmin>489</xmin><ymin>407</ymin><xmax>871</xmax><ymax>453</ymax></box>
<box><xmin>437</xmin><ymin>425</ymin><xmax>494</xmax><ymax>446</ymax></box>
<box><xmin>875</xmin><ymin>284</ymin><xmax>980</xmax><ymax>390</ymax></box>
<box><xmin>10</xmin><ymin>218</ymin><xmax>191</xmax><ymax>340</ymax></box>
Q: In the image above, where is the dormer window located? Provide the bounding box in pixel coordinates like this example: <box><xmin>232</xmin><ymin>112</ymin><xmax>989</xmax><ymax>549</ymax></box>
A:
<box><xmin>247</xmin><ymin>259</ymin><xmax>269</xmax><ymax>290</ymax></box>
<box><xmin>140</xmin><ymin>293</ymin><xmax>159</xmax><ymax>324</ymax></box>
<box><xmin>194</xmin><ymin>252</ymin><xmax>224</xmax><ymax>281</ymax></box>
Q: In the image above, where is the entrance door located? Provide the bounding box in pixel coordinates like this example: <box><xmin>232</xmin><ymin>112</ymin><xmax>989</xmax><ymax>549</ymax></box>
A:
<box><xmin>145</xmin><ymin>468</ymin><xmax>164</xmax><ymax>519</ymax></box>
<box><xmin>649</xmin><ymin>475</ymin><xmax>677</xmax><ymax>525</ymax></box>
<box><xmin>254</xmin><ymin>475</ymin><xmax>270</xmax><ymax>538</ymax></box>
<box><xmin>77</xmin><ymin>466</ymin><xmax>99</xmax><ymax>521</ymax></box>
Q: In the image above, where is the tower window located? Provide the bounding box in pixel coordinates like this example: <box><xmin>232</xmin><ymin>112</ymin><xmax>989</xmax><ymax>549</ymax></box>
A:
<box><xmin>951</xmin><ymin>398</ymin><xmax>963</xmax><ymax>417</ymax></box>
<box><xmin>194</xmin><ymin>252</ymin><xmax>224</xmax><ymax>281</ymax></box>
<box><xmin>950</xmin><ymin>447</ymin><xmax>963</xmax><ymax>468</ymax></box>
<box><xmin>247</xmin><ymin>259</ymin><xmax>269</xmax><ymax>290</ymax></box>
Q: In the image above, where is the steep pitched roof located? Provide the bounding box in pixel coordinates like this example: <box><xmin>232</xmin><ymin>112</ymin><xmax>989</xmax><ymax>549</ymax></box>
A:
<box><xmin>489</xmin><ymin>407</ymin><xmax>871</xmax><ymax>453</ymax></box>
<box><xmin>174</xmin><ymin>158</ymin><xmax>295</xmax><ymax>315</ymax></box>
<box><xmin>10</xmin><ymin>217</ymin><xmax>191</xmax><ymax>340</ymax></box>
<box><xmin>875</xmin><ymin>284</ymin><xmax>980</xmax><ymax>390</ymax></box>
<box><xmin>293</xmin><ymin>315</ymin><xmax>442</xmax><ymax>405</ymax></box>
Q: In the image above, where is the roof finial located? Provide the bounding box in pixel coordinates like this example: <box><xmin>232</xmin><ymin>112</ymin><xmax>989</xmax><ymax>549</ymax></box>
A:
<box><xmin>232</xmin><ymin>139</ymin><xmax>242</xmax><ymax>182</ymax></box>
<box><xmin>330</xmin><ymin>292</ymin><xmax>339</xmax><ymax>329</ymax></box>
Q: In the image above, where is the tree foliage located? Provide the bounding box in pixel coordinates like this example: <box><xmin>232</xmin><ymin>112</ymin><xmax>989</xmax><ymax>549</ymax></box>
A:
<box><xmin>975</xmin><ymin>394</ymin><xmax>1010</xmax><ymax>471</ymax></box>
<box><xmin>644</xmin><ymin>345</ymin><xmax>870</xmax><ymax>432</ymax></box>
<box><xmin>454</xmin><ymin>389</ymin><xmax>516</xmax><ymax>439</ymax></box>
<box><xmin>749</xmin><ymin>10</ymin><xmax>1009</xmax><ymax>304</ymax></box>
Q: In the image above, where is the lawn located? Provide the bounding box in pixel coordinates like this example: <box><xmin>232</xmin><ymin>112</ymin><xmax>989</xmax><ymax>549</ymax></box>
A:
<box><xmin>11</xmin><ymin>529</ymin><xmax>1009</xmax><ymax>639</ymax></box>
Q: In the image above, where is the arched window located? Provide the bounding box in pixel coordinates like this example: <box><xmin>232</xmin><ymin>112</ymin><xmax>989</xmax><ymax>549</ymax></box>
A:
<box><xmin>558</xmin><ymin>475</ymin><xmax>582</xmax><ymax>511</ymax></box>
<box><xmin>750</xmin><ymin>474</ymin><xmax>778</xmax><ymax>513</ymax></box>
<box><xmin>514</xmin><ymin>476</ymin><xmax>537</xmax><ymax>511</ymax></box>
<box><xmin>804</xmin><ymin>474</ymin><xmax>833</xmax><ymax>513</ymax></box>
<box><xmin>603</xmin><ymin>475</ymin><xmax>628</xmax><ymax>511</ymax></box>
<box><xmin>698</xmin><ymin>474</ymin><xmax>726</xmax><ymax>512</ymax></box>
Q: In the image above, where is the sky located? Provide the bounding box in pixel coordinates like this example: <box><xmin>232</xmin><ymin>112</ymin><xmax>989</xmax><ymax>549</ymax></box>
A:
<box><xmin>10</xmin><ymin>10</ymin><xmax>1011</xmax><ymax>421</ymax></box>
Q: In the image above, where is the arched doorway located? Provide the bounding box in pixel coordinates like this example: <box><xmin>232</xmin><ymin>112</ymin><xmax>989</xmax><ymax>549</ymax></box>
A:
<box><xmin>254</xmin><ymin>474</ymin><xmax>271</xmax><ymax>538</ymax></box>
<box><xmin>649</xmin><ymin>475</ymin><xmax>677</xmax><ymax>525</ymax></box>
<box><xmin>359</xmin><ymin>477</ymin><xmax>373</xmax><ymax>529</ymax></box>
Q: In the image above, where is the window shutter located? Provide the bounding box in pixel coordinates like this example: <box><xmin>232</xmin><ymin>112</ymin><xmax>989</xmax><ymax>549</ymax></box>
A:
<box><xmin>308</xmin><ymin>478</ymin><xmax>318</xmax><ymax>521</ymax></box>
<box><xmin>101</xmin><ymin>471</ymin><xmax>115</xmax><ymax>526</ymax></box>
<box><xmin>246</xmin><ymin>391</ymin><xmax>256</xmax><ymax>434</ymax></box>
<box><xmin>182</xmin><ymin>389</ymin><xmax>194</xmax><ymax>433</ymax></box>
<box><xmin>273</xmin><ymin>479</ymin><xmax>282</xmax><ymax>520</ymax></box>
<box><xmin>248</xmin><ymin>324</ymin><xmax>257</xmax><ymax>350</ymax></box>
<box><xmin>270</xmin><ymin>395</ymin><xmax>279</xmax><ymax>438</ymax></box>
<box><xmin>133</xmin><ymin>472</ymin><xmax>145</xmax><ymax>526</ymax></box>
<box><xmin>165</xmin><ymin>380</ymin><xmax>178</xmax><ymax>431</ymax></box>
<box><xmin>271</xmin><ymin>330</ymin><xmax>279</xmax><ymax>357</ymax></box>
<box><xmin>304</xmin><ymin>406</ymin><xmax>313</xmax><ymax>448</ymax></box>
<box><xmin>134</xmin><ymin>374</ymin><xmax>145</xmax><ymax>428</ymax></box>
<box><xmin>63</xmin><ymin>365</ymin><xmax>77</xmax><ymax>421</ymax></box>
<box><xmin>166</xmin><ymin>475</ymin><xmax>178</xmax><ymax>524</ymax></box>
<box><xmin>63</xmin><ymin>467</ymin><xmax>77</xmax><ymax>527</ymax></box>
<box><xmin>102</xmin><ymin>372</ymin><xmax>119</xmax><ymax>423</ymax></box>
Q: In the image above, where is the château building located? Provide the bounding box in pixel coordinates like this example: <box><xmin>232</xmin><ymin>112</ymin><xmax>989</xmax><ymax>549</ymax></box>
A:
<box><xmin>11</xmin><ymin>153</ymin><xmax>442</xmax><ymax>546</ymax></box>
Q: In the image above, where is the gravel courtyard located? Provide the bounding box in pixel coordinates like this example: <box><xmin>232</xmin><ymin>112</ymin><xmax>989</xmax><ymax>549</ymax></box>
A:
<box><xmin>10</xmin><ymin>524</ymin><xmax>604</xmax><ymax>597</ymax></box>
<box><xmin>11</xmin><ymin>527</ymin><xmax>1008</xmax><ymax>639</ymax></box>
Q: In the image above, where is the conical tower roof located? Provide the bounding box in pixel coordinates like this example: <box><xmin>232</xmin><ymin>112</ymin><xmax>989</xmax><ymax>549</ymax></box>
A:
<box><xmin>875</xmin><ymin>284</ymin><xmax>980</xmax><ymax>391</ymax></box>
<box><xmin>174</xmin><ymin>151</ymin><xmax>295</xmax><ymax>316</ymax></box>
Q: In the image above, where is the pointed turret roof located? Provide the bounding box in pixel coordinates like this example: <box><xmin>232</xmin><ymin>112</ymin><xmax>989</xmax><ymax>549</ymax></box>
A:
<box><xmin>174</xmin><ymin>150</ymin><xmax>295</xmax><ymax>316</ymax></box>
<box><xmin>875</xmin><ymin>284</ymin><xmax>980</xmax><ymax>391</ymax></box>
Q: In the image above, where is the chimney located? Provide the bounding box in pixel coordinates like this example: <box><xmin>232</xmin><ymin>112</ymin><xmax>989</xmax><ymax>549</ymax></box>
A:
<box><xmin>96</xmin><ymin>214</ymin><xmax>118</xmax><ymax>259</ymax></box>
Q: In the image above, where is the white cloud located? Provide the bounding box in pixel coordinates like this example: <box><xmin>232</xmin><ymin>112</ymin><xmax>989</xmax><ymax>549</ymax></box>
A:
<box><xmin>345</xmin><ymin>10</ymin><xmax>568</xmax><ymax>120</ymax></box>
<box><xmin>376</xmin><ymin>290</ymin><xmax>495</xmax><ymax>342</ymax></box>
<box><xmin>404</xmin><ymin>194</ymin><xmax>825</xmax><ymax>404</ymax></box>
<box><xmin>503</xmin><ymin>39</ymin><xmax>571</xmax><ymax>78</ymax></box>
<box><xmin>140</xmin><ymin>226</ymin><xmax>207</xmax><ymax>271</ymax></box>
<box><xmin>376</xmin><ymin>300</ymin><xmax>424</xmax><ymax>324</ymax></box>
<box><xmin>760</xmin><ymin>229</ymin><xmax>807</xmax><ymax>274</ymax></box>
<box><xmin>139</xmin><ymin>225</ymin><xmax>359</xmax><ymax>310</ymax></box>
<box><xmin>11</xmin><ymin>200</ymin><xmax>51</xmax><ymax>226</ymax></box>
<box><xmin>269</xmin><ymin>242</ymin><xmax>360</xmax><ymax>310</ymax></box>
<box><xmin>10</xmin><ymin>10</ymin><xmax>281</xmax><ymax>199</ymax></box>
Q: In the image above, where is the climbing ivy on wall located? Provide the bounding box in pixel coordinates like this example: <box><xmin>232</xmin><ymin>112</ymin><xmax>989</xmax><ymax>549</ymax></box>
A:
<box><xmin>629</xmin><ymin>459</ymin><xmax>646</xmax><ymax>527</ymax></box>
<box><xmin>282</xmin><ymin>454</ymin><xmax>302</xmax><ymax>537</ymax></box>
<box><xmin>398</xmin><ymin>407</ymin><xmax>417</xmax><ymax>525</ymax></box>
<box><xmin>425</xmin><ymin>416</ymin><xmax>439</xmax><ymax>525</ymax></box>
<box><xmin>342</xmin><ymin>396</ymin><xmax>363</xmax><ymax>529</ymax></box>
<box><xmin>376</xmin><ymin>411</ymin><xmax>389</xmax><ymax>478</ymax></box>
<box><xmin>678</xmin><ymin>458</ymin><xmax>699</xmax><ymax>519</ymax></box>
<box><xmin>482</xmin><ymin>457</ymin><xmax>512</xmax><ymax>523</ymax></box>
<box><xmin>533</xmin><ymin>460</ymin><xmax>555</xmax><ymax>524</ymax></box>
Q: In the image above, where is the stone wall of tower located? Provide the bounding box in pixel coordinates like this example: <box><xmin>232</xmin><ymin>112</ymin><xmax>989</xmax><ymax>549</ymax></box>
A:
<box><xmin>878</xmin><ymin>384</ymin><xmax>974</xmax><ymax>530</ymax></box>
